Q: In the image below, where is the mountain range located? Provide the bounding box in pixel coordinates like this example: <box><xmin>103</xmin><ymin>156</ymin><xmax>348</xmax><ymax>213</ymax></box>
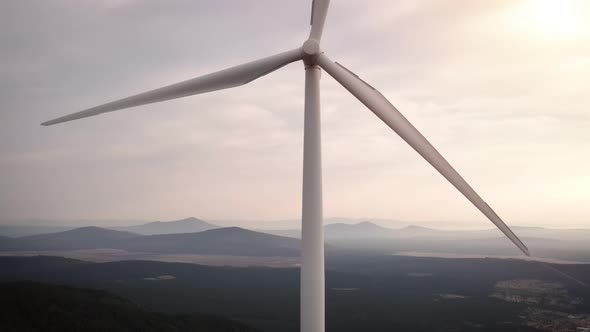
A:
<box><xmin>265</xmin><ymin>222</ymin><xmax>447</xmax><ymax>239</ymax></box>
<box><xmin>1</xmin><ymin>218</ymin><xmax>590</xmax><ymax>262</ymax></box>
<box><xmin>0</xmin><ymin>226</ymin><xmax>300</xmax><ymax>257</ymax></box>
<box><xmin>0</xmin><ymin>217</ymin><xmax>219</xmax><ymax>237</ymax></box>
<box><xmin>265</xmin><ymin>221</ymin><xmax>590</xmax><ymax>242</ymax></box>
<box><xmin>115</xmin><ymin>217</ymin><xmax>219</xmax><ymax>235</ymax></box>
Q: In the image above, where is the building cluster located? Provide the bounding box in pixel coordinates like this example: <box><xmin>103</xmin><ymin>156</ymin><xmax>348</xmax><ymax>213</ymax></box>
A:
<box><xmin>522</xmin><ymin>308</ymin><xmax>590</xmax><ymax>332</ymax></box>
<box><xmin>491</xmin><ymin>279</ymin><xmax>580</xmax><ymax>309</ymax></box>
<box><xmin>491</xmin><ymin>279</ymin><xmax>588</xmax><ymax>331</ymax></box>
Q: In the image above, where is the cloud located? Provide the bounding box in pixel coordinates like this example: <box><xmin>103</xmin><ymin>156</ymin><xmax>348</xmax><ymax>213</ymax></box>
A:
<box><xmin>1</xmin><ymin>0</ymin><xmax>589</xmax><ymax>227</ymax></box>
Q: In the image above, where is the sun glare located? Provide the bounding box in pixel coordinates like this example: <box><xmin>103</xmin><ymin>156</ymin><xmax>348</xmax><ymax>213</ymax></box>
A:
<box><xmin>518</xmin><ymin>0</ymin><xmax>586</xmax><ymax>38</ymax></box>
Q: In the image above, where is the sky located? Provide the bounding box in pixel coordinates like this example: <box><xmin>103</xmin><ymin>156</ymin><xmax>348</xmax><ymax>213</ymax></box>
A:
<box><xmin>1</xmin><ymin>0</ymin><xmax>589</xmax><ymax>228</ymax></box>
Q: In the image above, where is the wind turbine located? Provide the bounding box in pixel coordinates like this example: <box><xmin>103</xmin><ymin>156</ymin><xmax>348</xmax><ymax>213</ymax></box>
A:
<box><xmin>43</xmin><ymin>1</ymin><xmax>530</xmax><ymax>331</ymax></box>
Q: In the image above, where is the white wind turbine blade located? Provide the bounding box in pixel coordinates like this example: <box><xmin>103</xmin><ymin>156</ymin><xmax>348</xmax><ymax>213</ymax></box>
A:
<box><xmin>42</xmin><ymin>48</ymin><xmax>303</xmax><ymax>126</ymax></box>
<box><xmin>309</xmin><ymin>0</ymin><xmax>330</xmax><ymax>41</ymax></box>
<box><xmin>317</xmin><ymin>54</ymin><xmax>530</xmax><ymax>256</ymax></box>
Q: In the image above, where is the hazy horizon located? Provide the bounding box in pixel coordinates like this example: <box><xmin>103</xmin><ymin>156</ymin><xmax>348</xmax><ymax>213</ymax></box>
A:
<box><xmin>2</xmin><ymin>0</ymin><xmax>589</xmax><ymax>228</ymax></box>
<box><xmin>1</xmin><ymin>215</ymin><xmax>588</xmax><ymax>231</ymax></box>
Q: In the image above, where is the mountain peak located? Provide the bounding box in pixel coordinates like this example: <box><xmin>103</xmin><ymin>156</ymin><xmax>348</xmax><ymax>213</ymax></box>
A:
<box><xmin>355</xmin><ymin>221</ymin><xmax>386</xmax><ymax>229</ymax></box>
<box><xmin>46</xmin><ymin>226</ymin><xmax>137</xmax><ymax>238</ymax></box>
<box><xmin>326</xmin><ymin>221</ymin><xmax>387</xmax><ymax>230</ymax></box>
<box><xmin>401</xmin><ymin>225</ymin><xmax>435</xmax><ymax>232</ymax></box>
<box><xmin>121</xmin><ymin>217</ymin><xmax>219</xmax><ymax>235</ymax></box>
<box><xmin>179</xmin><ymin>217</ymin><xmax>201</xmax><ymax>223</ymax></box>
<box><xmin>155</xmin><ymin>217</ymin><xmax>202</xmax><ymax>224</ymax></box>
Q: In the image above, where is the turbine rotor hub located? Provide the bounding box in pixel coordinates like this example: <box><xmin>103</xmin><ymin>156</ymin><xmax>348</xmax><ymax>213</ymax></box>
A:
<box><xmin>303</xmin><ymin>39</ymin><xmax>321</xmax><ymax>56</ymax></box>
<box><xmin>303</xmin><ymin>39</ymin><xmax>321</xmax><ymax>65</ymax></box>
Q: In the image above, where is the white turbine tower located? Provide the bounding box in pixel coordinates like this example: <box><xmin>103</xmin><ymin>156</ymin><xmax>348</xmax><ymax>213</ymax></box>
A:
<box><xmin>43</xmin><ymin>1</ymin><xmax>530</xmax><ymax>331</ymax></box>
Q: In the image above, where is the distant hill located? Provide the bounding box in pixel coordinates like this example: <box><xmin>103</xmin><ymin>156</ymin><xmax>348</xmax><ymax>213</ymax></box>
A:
<box><xmin>267</xmin><ymin>222</ymin><xmax>447</xmax><ymax>239</ymax></box>
<box><xmin>263</xmin><ymin>228</ymin><xmax>301</xmax><ymax>238</ymax></box>
<box><xmin>16</xmin><ymin>227</ymin><xmax>139</xmax><ymax>250</ymax></box>
<box><xmin>325</xmin><ymin>221</ymin><xmax>394</xmax><ymax>238</ymax></box>
<box><xmin>4</xmin><ymin>222</ymin><xmax>590</xmax><ymax>262</ymax></box>
<box><xmin>266</xmin><ymin>221</ymin><xmax>396</xmax><ymax>239</ymax></box>
<box><xmin>243</xmin><ymin>217</ymin><xmax>406</xmax><ymax>232</ymax></box>
<box><xmin>326</xmin><ymin>221</ymin><xmax>389</xmax><ymax>232</ymax></box>
<box><xmin>324</xmin><ymin>217</ymin><xmax>405</xmax><ymax>228</ymax></box>
<box><xmin>396</xmin><ymin>225</ymin><xmax>445</xmax><ymax>237</ymax></box>
<box><xmin>0</xmin><ymin>281</ymin><xmax>259</xmax><ymax>332</ymax></box>
<box><xmin>3</xmin><ymin>226</ymin><xmax>301</xmax><ymax>257</ymax></box>
<box><xmin>325</xmin><ymin>223</ymin><xmax>448</xmax><ymax>238</ymax></box>
<box><xmin>0</xmin><ymin>225</ymin><xmax>73</xmax><ymax>237</ymax></box>
<box><xmin>0</xmin><ymin>235</ymin><xmax>15</xmax><ymax>251</ymax></box>
<box><xmin>400</xmin><ymin>225</ymin><xmax>435</xmax><ymax>232</ymax></box>
<box><xmin>117</xmin><ymin>217</ymin><xmax>219</xmax><ymax>235</ymax></box>
<box><xmin>120</xmin><ymin>227</ymin><xmax>301</xmax><ymax>256</ymax></box>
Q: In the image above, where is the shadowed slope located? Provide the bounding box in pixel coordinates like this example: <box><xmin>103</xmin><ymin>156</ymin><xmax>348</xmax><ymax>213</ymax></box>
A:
<box><xmin>18</xmin><ymin>227</ymin><xmax>139</xmax><ymax>250</ymax></box>
<box><xmin>121</xmin><ymin>227</ymin><xmax>301</xmax><ymax>256</ymax></box>
<box><xmin>0</xmin><ymin>281</ymin><xmax>259</xmax><ymax>332</ymax></box>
